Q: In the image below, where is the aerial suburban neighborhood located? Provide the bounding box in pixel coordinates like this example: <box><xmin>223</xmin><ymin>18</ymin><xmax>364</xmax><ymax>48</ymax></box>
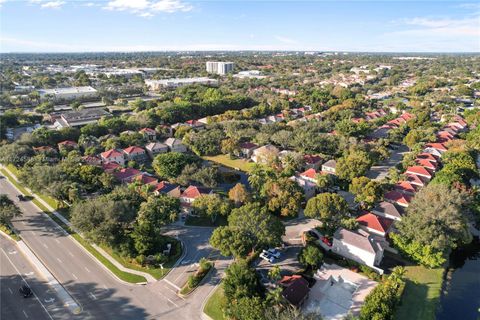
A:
<box><xmin>0</xmin><ymin>1</ymin><xmax>479</xmax><ymax>320</ymax></box>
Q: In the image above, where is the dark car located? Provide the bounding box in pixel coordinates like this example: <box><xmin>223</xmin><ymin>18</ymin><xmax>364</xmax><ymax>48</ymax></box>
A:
<box><xmin>19</xmin><ymin>284</ymin><xmax>33</xmax><ymax>298</ymax></box>
<box><xmin>307</xmin><ymin>230</ymin><xmax>320</xmax><ymax>240</ymax></box>
<box><xmin>17</xmin><ymin>195</ymin><xmax>25</xmax><ymax>201</ymax></box>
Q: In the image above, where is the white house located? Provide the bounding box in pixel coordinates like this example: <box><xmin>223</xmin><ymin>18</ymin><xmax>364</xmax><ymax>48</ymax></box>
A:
<box><xmin>321</xmin><ymin>160</ymin><xmax>337</xmax><ymax>175</ymax></box>
<box><xmin>145</xmin><ymin>142</ymin><xmax>169</xmax><ymax>159</ymax></box>
<box><xmin>38</xmin><ymin>86</ymin><xmax>98</xmax><ymax>101</ymax></box>
<box><xmin>332</xmin><ymin>228</ymin><xmax>384</xmax><ymax>269</ymax></box>
<box><xmin>289</xmin><ymin>175</ymin><xmax>316</xmax><ymax>199</ymax></box>
<box><xmin>251</xmin><ymin>144</ymin><xmax>279</xmax><ymax>164</ymax></box>
<box><xmin>164</xmin><ymin>138</ymin><xmax>187</xmax><ymax>153</ymax></box>
<box><xmin>100</xmin><ymin>149</ymin><xmax>125</xmax><ymax>166</ymax></box>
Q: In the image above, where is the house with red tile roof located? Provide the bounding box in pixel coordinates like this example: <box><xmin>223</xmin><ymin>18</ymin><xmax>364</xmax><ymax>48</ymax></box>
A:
<box><xmin>132</xmin><ymin>173</ymin><xmax>158</xmax><ymax>185</ymax></box>
<box><xmin>394</xmin><ymin>181</ymin><xmax>418</xmax><ymax>196</ymax></box>
<box><xmin>123</xmin><ymin>146</ymin><xmax>147</xmax><ymax>162</ymax></box>
<box><xmin>384</xmin><ymin>190</ymin><xmax>412</xmax><ymax>207</ymax></box>
<box><xmin>81</xmin><ymin>155</ymin><xmax>102</xmax><ymax>166</ymax></box>
<box><xmin>399</xmin><ymin>112</ymin><xmax>414</xmax><ymax>121</ymax></box>
<box><xmin>153</xmin><ymin>181</ymin><xmax>181</xmax><ymax>198</ymax></box>
<box><xmin>416</xmin><ymin>152</ymin><xmax>439</xmax><ymax>163</ymax></box>
<box><xmin>405</xmin><ymin>166</ymin><xmax>433</xmax><ymax>179</ymax></box>
<box><xmin>58</xmin><ymin>140</ymin><xmax>78</xmax><ymax>150</ymax></box>
<box><xmin>423</xmin><ymin>143</ymin><xmax>448</xmax><ymax>157</ymax></box>
<box><xmin>299</xmin><ymin>168</ymin><xmax>319</xmax><ymax>183</ymax></box>
<box><xmin>102</xmin><ymin>162</ymin><xmax>121</xmax><ymax>173</ymax></box>
<box><xmin>290</xmin><ymin>175</ymin><xmax>317</xmax><ymax>199</ymax></box>
<box><xmin>415</xmin><ymin>158</ymin><xmax>437</xmax><ymax>171</ymax></box>
<box><xmin>185</xmin><ymin>119</ymin><xmax>205</xmax><ymax>129</ymax></box>
<box><xmin>100</xmin><ymin>149</ymin><xmax>125</xmax><ymax>166</ymax></box>
<box><xmin>180</xmin><ymin>186</ymin><xmax>213</xmax><ymax>212</ymax></box>
<box><xmin>112</xmin><ymin>168</ymin><xmax>142</xmax><ymax>183</ymax></box>
<box><xmin>139</xmin><ymin>128</ymin><xmax>157</xmax><ymax>141</ymax></box>
<box><xmin>405</xmin><ymin>173</ymin><xmax>428</xmax><ymax>187</ymax></box>
<box><xmin>356</xmin><ymin>213</ymin><xmax>393</xmax><ymax>237</ymax></box>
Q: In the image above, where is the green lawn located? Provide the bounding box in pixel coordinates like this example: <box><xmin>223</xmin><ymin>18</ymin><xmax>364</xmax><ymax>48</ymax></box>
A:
<box><xmin>1</xmin><ymin>169</ymin><xmax>31</xmax><ymax>195</ymax></box>
<box><xmin>203</xmin><ymin>284</ymin><xmax>226</xmax><ymax>320</ymax></box>
<box><xmin>395</xmin><ymin>265</ymin><xmax>444</xmax><ymax>320</ymax></box>
<box><xmin>203</xmin><ymin>155</ymin><xmax>254</xmax><ymax>173</ymax></box>
<box><xmin>100</xmin><ymin>239</ymin><xmax>183</xmax><ymax>280</ymax></box>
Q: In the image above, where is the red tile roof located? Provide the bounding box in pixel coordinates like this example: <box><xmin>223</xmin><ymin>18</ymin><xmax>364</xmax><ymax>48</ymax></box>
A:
<box><xmin>58</xmin><ymin>140</ymin><xmax>77</xmax><ymax>146</ymax></box>
<box><xmin>181</xmin><ymin>186</ymin><xmax>212</xmax><ymax>199</ymax></box>
<box><xmin>123</xmin><ymin>146</ymin><xmax>145</xmax><ymax>154</ymax></box>
<box><xmin>384</xmin><ymin>190</ymin><xmax>412</xmax><ymax>206</ymax></box>
<box><xmin>417</xmin><ymin>153</ymin><xmax>438</xmax><ymax>163</ymax></box>
<box><xmin>101</xmin><ymin>149</ymin><xmax>123</xmax><ymax>159</ymax></box>
<box><xmin>405</xmin><ymin>166</ymin><xmax>432</xmax><ymax>178</ymax></box>
<box><xmin>139</xmin><ymin>127</ymin><xmax>156</xmax><ymax>134</ymax></box>
<box><xmin>394</xmin><ymin>181</ymin><xmax>418</xmax><ymax>194</ymax></box>
<box><xmin>133</xmin><ymin>174</ymin><xmax>158</xmax><ymax>185</ymax></box>
<box><xmin>400</xmin><ymin>112</ymin><xmax>414</xmax><ymax>121</ymax></box>
<box><xmin>356</xmin><ymin>213</ymin><xmax>393</xmax><ymax>233</ymax></box>
<box><xmin>102</xmin><ymin>162</ymin><xmax>121</xmax><ymax>172</ymax></box>
<box><xmin>425</xmin><ymin>142</ymin><xmax>447</xmax><ymax>152</ymax></box>
<box><xmin>113</xmin><ymin>168</ymin><xmax>141</xmax><ymax>181</ymax></box>
<box><xmin>415</xmin><ymin>159</ymin><xmax>437</xmax><ymax>170</ymax></box>
<box><xmin>405</xmin><ymin>173</ymin><xmax>428</xmax><ymax>187</ymax></box>
<box><xmin>300</xmin><ymin>168</ymin><xmax>318</xmax><ymax>179</ymax></box>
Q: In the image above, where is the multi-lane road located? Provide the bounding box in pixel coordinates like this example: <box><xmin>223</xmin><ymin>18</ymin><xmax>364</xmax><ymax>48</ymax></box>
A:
<box><xmin>0</xmin><ymin>175</ymin><xmax>227</xmax><ymax>319</ymax></box>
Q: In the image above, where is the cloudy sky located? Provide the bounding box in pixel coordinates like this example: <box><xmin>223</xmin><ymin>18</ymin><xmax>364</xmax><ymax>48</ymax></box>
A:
<box><xmin>0</xmin><ymin>0</ymin><xmax>479</xmax><ymax>52</ymax></box>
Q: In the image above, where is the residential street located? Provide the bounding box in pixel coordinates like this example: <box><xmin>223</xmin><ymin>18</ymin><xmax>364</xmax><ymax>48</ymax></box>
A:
<box><xmin>366</xmin><ymin>144</ymin><xmax>409</xmax><ymax>181</ymax></box>
<box><xmin>0</xmin><ymin>175</ymin><xmax>226</xmax><ymax>320</ymax></box>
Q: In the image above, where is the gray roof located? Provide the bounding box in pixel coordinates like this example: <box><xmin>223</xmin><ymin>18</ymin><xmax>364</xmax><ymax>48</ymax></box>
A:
<box><xmin>334</xmin><ymin>228</ymin><xmax>380</xmax><ymax>254</ymax></box>
<box><xmin>61</xmin><ymin>108</ymin><xmax>111</xmax><ymax>123</ymax></box>
<box><xmin>145</xmin><ymin>142</ymin><xmax>168</xmax><ymax>150</ymax></box>
<box><xmin>372</xmin><ymin>201</ymin><xmax>403</xmax><ymax>219</ymax></box>
<box><xmin>164</xmin><ymin>138</ymin><xmax>183</xmax><ymax>147</ymax></box>
<box><xmin>322</xmin><ymin>159</ymin><xmax>337</xmax><ymax>169</ymax></box>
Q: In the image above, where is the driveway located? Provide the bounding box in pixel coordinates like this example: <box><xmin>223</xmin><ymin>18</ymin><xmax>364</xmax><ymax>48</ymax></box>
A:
<box><xmin>366</xmin><ymin>144</ymin><xmax>409</xmax><ymax>181</ymax></box>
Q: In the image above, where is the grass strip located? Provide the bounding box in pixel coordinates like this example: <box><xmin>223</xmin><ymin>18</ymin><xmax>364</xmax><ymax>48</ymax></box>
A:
<box><xmin>203</xmin><ymin>283</ymin><xmax>226</xmax><ymax>320</ymax></box>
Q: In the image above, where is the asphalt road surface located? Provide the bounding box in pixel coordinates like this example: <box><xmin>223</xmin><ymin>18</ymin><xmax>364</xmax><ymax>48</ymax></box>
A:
<box><xmin>0</xmin><ymin>176</ymin><xmax>226</xmax><ymax>320</ymax></box>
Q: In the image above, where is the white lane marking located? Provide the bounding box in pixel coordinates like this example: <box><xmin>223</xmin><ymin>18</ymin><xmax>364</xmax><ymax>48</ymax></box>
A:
<box><xmin>8</xmin><ymin>250</ymin><xmax>17</xmax><ymax>255</ymax></box>
<box><xmin>0</xmin><ymin>249</ymin><xmax>54</xmax><ymax>320</ymax></box>
<box><xmin>88</xmin><ymin>292</ymin><xmax>97</xmax><ymax>300</ymax></box>
<box><xmin>167</xmin><ymin>298</ymin><xmax>179</xmax><ymax>307</ymax></box>
<box><xmin>54</xmin><ymin>239</ymin><xmax>60</xmax><ymax>244</ymax></box>
<box><xmin>71</xmin><ymin>273</ymin><xmax>78</xmax><ymax>280</ymax></box>
<box><xmin>67</xmin><ymin>250</ymin><xmax>74</xmax><ymax>257</ymax></box>
<box><xmin>173</xmin><ymin>251</ymin><xmax>203</xmax><ymax>283</ymax></box>
<box><xmin>84</xmin><ymin>267</ymin><xmax>90</xmax><ymax>273</ymax></box>
<box><xmin>23</xmin><ymin>310</ymin><xmax>29</xmax><ymax>318</ymax></box>
<box><xmin>8</xmin><ymin>288</ymin><xmax>13</xmax><ymax>294</ymax></box>
<box><xmin>24</xmin><ymin>272</ymin><xmax>34</xmax><ymax>277</ymax></box>
<box><xmin>102</xmin><ymin>284</ymin><xmax>108</xmax><ymax>291</ymax></box>
<box><xmin>56</xmin><ymin>258</ymin><xmax>62</xmax><ymax>263</ymax></box>
<box><xmin>42</xmin><ymin>243</ymin><xmax>48</xmax><ymax>249</ymax></box>
<box><xmin>44</xmin><ymin>297</ymin><xmax>55</xmax><ymax>303</ymax></box>
<box><xmin>163</xmin><ymin>278</ymin><xmax>181</xmax><ymax>291</ymax></box>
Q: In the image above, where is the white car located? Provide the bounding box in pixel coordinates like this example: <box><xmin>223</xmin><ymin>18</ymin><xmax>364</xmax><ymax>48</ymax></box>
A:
<box><xmin>267</xmin><ymin>248</ymin><xmax>281</xmax><ymax>259</ymax></box>
<box><xmin>259</xmin><ymin>252</ymin><xmax>274</xmax><ymax>263</ymax></box>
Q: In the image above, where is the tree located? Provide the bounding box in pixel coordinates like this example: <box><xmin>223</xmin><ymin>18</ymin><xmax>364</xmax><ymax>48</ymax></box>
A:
<box><xmin>210</xmin><ymin>226</ymin><xmax>255</xmax><ymax>258</ymax></box>
<box><xmin>396</xmin><ymin>184</ymin><xmax>472</xmax><ymax>256</ymax></box>
<box><xmin>304</xmin><ymin>193</ymin><xmax>348</xmax><ymax>231</ymax></box>
<box><xmin>229</xmin><ymin>297</ymin><xmax>265</xmax><ymax>320</ymax></box>
<box><xmin>132</xmin><ymin>195</ymin><xmax>179</xmax><ymax>255</ymax></box>
<box><xmin>268</xmin><ymin>265</ymin><xmax>281</xmax><ymax>282</ymax></box>
<box><xmin>264</xmin><ymin>178</ymin><xmax>304</xmax><ymax>217</ymax></box>
<box><xmin>299</xmin><ymin>244</ymin><xmax>324</xmax><ymax>269</ymax></box>
<box><xmin>152</xmin><ymin>152</ymin><xmax>197</xmax><ymax>179</ymax></box>
<box><xmin>270</xmin><ymin>130</ymin><xmax>293</xmax><ymax>149</ymax></box>
<box><xmin>336</xmin><ymin>151</ymin><xmax>372</xmax><ymax>181</ymax></box>
<box><xmin>403</xmin><ymin>129</ymin><xmax>435</xmax><ymax>150</ymax></box>
<box><xmin>0</xmin><ymin>143</ymin><xmax>34</xmax><ymax>166</ymax></box>
<box><xmin>316</xmin><ymin>173</ymin><xmax>335</xmax><ymax>190</ymax></box>
<box><xmin>221</xmin><ymin>138</ymin><xmax>239</xmax><ymax>157</ymax></box>
<box><xmin>0</xmin><ymin>194</ymin><xmax>22</xmax><ymax>224</ymax></box>
<box><xmin>349</xmin><ymin>176</ymin><xmax>382</xmax><ymax>208</ymax></box>
<box><xmin>223</xmin><ymin>260</ymin><xmax>260</xmax><ymax>302</ymax></box>
<box><xmin>192</xmin><ymin>194</ymin><xmax>231</xmax><ymax>223</ymax></box>
<box><xmin>228</xmin><ymin>183</ymin><xmax>250</xmax><ymax>207</ymax></box>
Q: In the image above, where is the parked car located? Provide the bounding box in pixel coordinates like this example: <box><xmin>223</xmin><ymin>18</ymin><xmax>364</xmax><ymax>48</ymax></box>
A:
<box><xmin>307</xmin><ymin>230</ymin><xmax>320</xmax><ymax>240</ymax></box>
<box><xmin>19</xmin><ymin>284</ymin><xmax>32</xmax><ymax>298</ymax></box>
<box><xmin>321</xmin><ymin>236</ymin><xmax>332</xmax><ymax>247</ymax></box>
<box><xmin>17</xmin><ymin>195</ymin><xmax>25</xmax><ymax>201</ymax></box>
<box><xmin>259</xmin><ymin>251</ymin><xmax>275</xmax><ymax>263</ymax></box>
<box><xmin>267</xmin><ymin>248</ymin><xmax>281</xmax><ymax>259</ymax></box>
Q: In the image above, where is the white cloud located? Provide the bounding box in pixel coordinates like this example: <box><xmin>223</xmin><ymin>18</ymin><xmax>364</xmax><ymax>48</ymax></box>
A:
<box><xmin>104</xmin><ymin>0</ymin><xmax>192</xmax><ymax>17</ymax></box>
<box><xmin>399</xmin><ymin>16</ymin><xmax>480</xmax><ymax>36</ymax></box>
<box><xmin>274</xmin><ymin>35</ymin><xmax>297</xmax><ymax>44</ymax></box>
<box><xmin>41</xmin><ymin>1</ymin><xmax>65</xmax><ymax>9</ymax></box>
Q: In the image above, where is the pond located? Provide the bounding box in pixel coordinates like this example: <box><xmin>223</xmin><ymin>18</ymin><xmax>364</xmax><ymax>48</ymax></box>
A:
<box><xmin>437</xmin><ymin>236</ymin><xmax>480</xmax><ymax>320</ymax></box>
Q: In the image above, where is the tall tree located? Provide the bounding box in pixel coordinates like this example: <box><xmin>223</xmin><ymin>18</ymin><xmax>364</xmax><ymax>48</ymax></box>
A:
<box><xmin>304</xmin><ymin>193</ymin><xmax>348</xmax><ymax>230</ymax></box>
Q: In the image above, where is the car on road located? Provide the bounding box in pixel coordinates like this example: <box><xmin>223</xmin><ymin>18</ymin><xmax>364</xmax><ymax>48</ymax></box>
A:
<box><xmin>17</xmin><ymin>194</ymin><xmax>26</xmax><ymax>201</ymax></box>
<box><xmin>267</xmin><ymin>248</ymin><xmax>281</xmax><ymax>259</ymax></box>
<box><xmin>19</xmin><ymin>284</ymin><xmax>33</xmax><ymax>298</ymax></box>
<box><xmin>259</xmin><ymin>251</ymin><xmax>275</xmax><ymax>263</ymax></box>
<box><xmin>321</xmin><ymin>236</ymin><xmax>332</xmax><ymax>247</ymax></box>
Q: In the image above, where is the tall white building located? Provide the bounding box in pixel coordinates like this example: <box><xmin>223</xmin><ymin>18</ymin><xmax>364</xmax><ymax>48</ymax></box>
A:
<box><xmin>206</xmin><ymin>61</ymin><xmax>234</xmax><ymax>75</ymax></box>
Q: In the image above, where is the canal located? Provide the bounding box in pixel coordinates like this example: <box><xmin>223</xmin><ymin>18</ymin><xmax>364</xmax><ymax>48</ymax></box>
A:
<box><xmin>437</xmin><ymin>237</ymin><xmax>480</xmax><ymax>320</ymax></box>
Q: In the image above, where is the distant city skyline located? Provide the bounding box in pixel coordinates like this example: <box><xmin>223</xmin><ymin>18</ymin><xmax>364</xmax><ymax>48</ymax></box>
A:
<box><xmin>0</xmin><ymin>0</ymin><xmax>479</xmax><ymax>53</ymax></box>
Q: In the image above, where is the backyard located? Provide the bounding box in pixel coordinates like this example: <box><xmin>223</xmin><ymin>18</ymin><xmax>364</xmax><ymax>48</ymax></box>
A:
<box><xmin>395</xmin><ymin>265</ymin><xmax>444</xmax><ymax>320</ymax></box>
<box><xmin>203</xmin><ymin>155</ymin><xmax>254</xmax><ymax>173</ymax></box>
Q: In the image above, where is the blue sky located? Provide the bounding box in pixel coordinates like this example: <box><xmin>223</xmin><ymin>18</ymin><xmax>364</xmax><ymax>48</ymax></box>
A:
<box><xmin>0</xmin><ymin>0</ymin><xmax>479</xmax><ymax>52</ymax></box>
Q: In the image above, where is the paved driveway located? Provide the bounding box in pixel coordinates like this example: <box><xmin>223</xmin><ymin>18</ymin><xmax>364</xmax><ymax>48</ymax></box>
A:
<box><xmin>366</xmin><ymin>144</ymin><xmax>409</xmax><ymax>181</ymax></box>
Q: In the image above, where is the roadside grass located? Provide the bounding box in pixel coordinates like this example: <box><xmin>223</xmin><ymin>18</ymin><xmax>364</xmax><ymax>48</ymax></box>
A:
<box><xmin>395</xmin><ymin>265</ymin><xmax>444</xmax><ymax>320</ymax></box>
<box><xmin>1</xmin><ymin>168</ymin><xmax>148</xmax><ymax>284</ymax></box>
<box><xmin>100</xmin><ymin>239</ymin><xmax>183</xmax><ymax>280</ymax></box>
<box><xmin>203</xmin><ymin>155</ymin><xmax>254</xmax><ymax>173</ymax></box>
<box><xmin>185</xmin><ymin>215</ymin><xmax>228</xmax><ymax>227</ymax></box>
<box><xmin>0</xmin><ymin>223</ymin><xmax>21</xmax><ymax>241</ymax></box>
<box><xmin>203</xmin><ymin>283</ymin><xmax>226</xmax><ymax>320</ymax></box>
